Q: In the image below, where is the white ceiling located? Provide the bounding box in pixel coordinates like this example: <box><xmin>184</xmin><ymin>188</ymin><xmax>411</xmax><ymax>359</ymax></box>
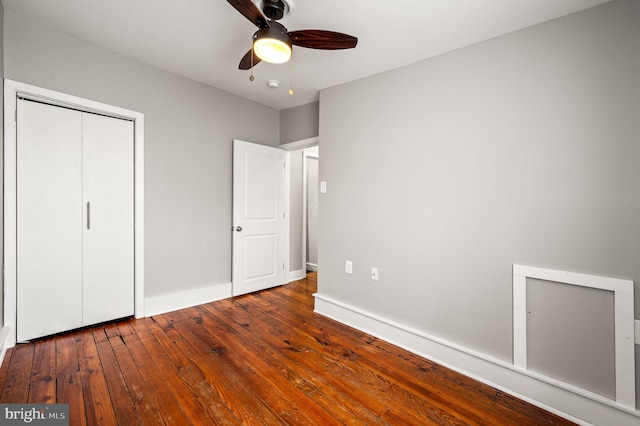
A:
<box><xmin>2</xmin><ymin>0</ymin><xmax>611</xmax><ymax>110</ymax></box>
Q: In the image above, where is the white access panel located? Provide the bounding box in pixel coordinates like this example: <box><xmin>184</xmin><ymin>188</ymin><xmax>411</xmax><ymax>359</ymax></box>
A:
<box><xmin>513</xmin><ymin>264</ymin><xmax>635</xmax><ymax>410</ymax></box>
<box><xmin>17</xmin><ymin>100</ymin><xmax>84</xmax><ymax>341</ymax></box>
<box><xmin>82</xmin><ymin>113</ymin><xmax>135</xmax><ymax>325</ymax></box>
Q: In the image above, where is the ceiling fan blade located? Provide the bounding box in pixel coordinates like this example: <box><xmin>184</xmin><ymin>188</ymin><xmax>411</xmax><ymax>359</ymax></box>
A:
<box><xmin>227</xmin><ymin>0</ymin><xmax>269</xmax><ymax>28</ymax></box>
<box><xmin>289</xmin><ymin>30</ymin><xmax>358</xmax><ymax>50</ymax></box>
<box><xmin>238</xmin><ymin>49</ymin><xmax>262</xmax><ymax>70</ymax></box>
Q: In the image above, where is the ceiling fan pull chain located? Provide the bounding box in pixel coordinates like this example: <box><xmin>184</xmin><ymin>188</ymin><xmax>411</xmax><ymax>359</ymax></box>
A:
<box><xmin>289</xmin><ymin>49</ymin><xmax>294</xmax><ymax>95</ymax></box>
<box><xmin>249</xmin><ymin>43</ymin><xmax>255</xmax><ymax>81</ymax></box>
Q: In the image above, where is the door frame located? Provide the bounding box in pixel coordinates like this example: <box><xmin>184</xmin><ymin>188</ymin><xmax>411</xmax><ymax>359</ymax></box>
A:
<box><xmin>3</xmin><ymin>79</ymin><xmax>145</xmax><ymax>347</ymax></box>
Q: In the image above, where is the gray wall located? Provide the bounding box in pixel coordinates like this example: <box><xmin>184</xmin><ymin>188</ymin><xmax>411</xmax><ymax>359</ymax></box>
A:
<box><xmin>3</xmin><ymin>11</ymin><xmax>280</xmax><ymax>299</ymax></box>
<box><xmin>318</xmin><ymin>0</ymin><xmax>639</xmax><ymax>405</ymax></box>
<box><xmin>280</xmin><ymin>101</ymin><xmax>319</xmax><ymax>144</ymax></box>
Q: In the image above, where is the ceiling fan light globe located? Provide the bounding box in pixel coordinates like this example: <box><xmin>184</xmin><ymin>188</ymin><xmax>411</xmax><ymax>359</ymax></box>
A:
<box><xmin>254</xmin><ymin>38</ymin><xmax>291</xmax><ymax>63</ymax></box>
<box><xmin>253</xmin><ymin>26</ymin><xmax>292</xmax><ymax>64</ymax></box>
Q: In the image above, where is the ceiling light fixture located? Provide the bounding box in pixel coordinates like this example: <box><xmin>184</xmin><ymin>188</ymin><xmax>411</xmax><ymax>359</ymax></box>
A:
<box><xmin>252</xmin><ymin>23</ymin><xmax>292</xmax><ymax>64</ymax></box>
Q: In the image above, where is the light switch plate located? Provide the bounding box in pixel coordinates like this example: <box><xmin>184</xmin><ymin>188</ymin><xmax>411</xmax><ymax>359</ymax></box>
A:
<box><xmin>345</xmin><ymin>260</ymin><xmax>353</xmax><ymax>275</ymax></box>
<box><xmin>320</xmin><ymin>181</ymin><xmax>327</xmax><ymax>193</ymax></box>
<box><xmin>635</xmin><ymin>320</ymin><xmax>640</xmax><ymax>344</ymax></box>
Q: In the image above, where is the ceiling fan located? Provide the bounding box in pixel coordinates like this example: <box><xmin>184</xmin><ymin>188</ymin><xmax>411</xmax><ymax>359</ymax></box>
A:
<box><xmin>226</xmin><ymin>0</ymin><xmax>358</xmax><ymax>70</ymax></box>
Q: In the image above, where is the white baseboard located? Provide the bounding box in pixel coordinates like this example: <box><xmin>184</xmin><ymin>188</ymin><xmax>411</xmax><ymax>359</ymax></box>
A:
<box><xmin>144</xmin><ymin>283</ymin><xmax>232</xmax><ymax>317</ymax></box>
<box><xmin>314</xmin><ymin>293</ymin><xmax>640</xmax><ymax>426</ymax></box>
<box><xmin>0</xmin><ymin>327</ymin><xmax>11</xmax><ymax>362</ymax></box>
<box><xmin>306</xmin><ymin>263</ymin><xmax>318</xmax><ymax>272</ymax></box>
<box><xmin>288</xmin><ymin>269</ymin><xmax>307</xmax><ymax>282</ymax></box>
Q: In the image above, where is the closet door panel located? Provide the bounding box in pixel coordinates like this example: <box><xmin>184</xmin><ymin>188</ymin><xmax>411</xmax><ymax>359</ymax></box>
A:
<box><xmin>82</xmin><ymin>113</ymin><xmax>135</xmax><ymax>325</ymax></box>
<box><xmin>16</xmin><ymin>100</ymin><xmax>83</xmax><ymax>341</ymax></box>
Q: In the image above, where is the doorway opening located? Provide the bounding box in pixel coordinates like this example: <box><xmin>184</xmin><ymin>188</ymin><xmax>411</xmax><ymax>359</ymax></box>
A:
<box><xmin>280</xmin><ymin>137</ymin><xmax>318</xmax><ymax>283</ymax></box>
<box><xmin>303</xmin><ymin>147</ymin><xmax>319</xmax><ymax>273</ymax></box>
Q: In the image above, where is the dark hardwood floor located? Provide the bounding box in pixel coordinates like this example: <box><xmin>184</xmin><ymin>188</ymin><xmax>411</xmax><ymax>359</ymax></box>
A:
<box><xmin>0</xmin><ymin>273</ymin><xmax>574</xmax><ymax>425</ymax></box>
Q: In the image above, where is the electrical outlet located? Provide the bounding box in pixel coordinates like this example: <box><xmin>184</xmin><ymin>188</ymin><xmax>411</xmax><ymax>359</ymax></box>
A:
<box><xmin>345</xmin><ymin>260</ymin><xmax>353</xmax><ymax>275</ymax></box>
<box><xmin>371</xmin><ymin>267</ymin><xmax>379</xmax><ymax>281</ymax></box>
<box><xmin>635</xmin><ymin>320</ymin><xmax>640</xmax><ymax>345</ymax></box>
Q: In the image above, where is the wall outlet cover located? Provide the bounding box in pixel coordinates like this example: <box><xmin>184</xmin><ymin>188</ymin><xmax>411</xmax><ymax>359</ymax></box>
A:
<box><xmin>371</xmin><ymin>267</ymin><xmax>379</xmax><ymax>281</ymax></box>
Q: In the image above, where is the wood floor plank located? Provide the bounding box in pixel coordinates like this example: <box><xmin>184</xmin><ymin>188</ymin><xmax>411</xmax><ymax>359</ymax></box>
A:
<box><xmin>106</xmin><ymin>331</ymin><xmax>166</xmax><ymax>424</ymax></box>
<box><xmin>56</xmin><ymin>372</ymin><xmax>86</xmax><ymax>426</ymax></box>
<box><xmin>27</xmin><ymin>337</ymin><xmax>56</xmax><ymax>403</ymax></box>
<box><xmin>121</xmin><ymin>330</ymin><xmax>194</xmax><ymax>425</ymax></box>
<box><xmin>92</xmin><ymin>330</ymin><xmax>140</xmax><ymax>426</ymax></box>
<box><xmin>75</xmin><ymin>331</ymin><xmax>118</xmax><ymax>425</ymax></box>
<box><xmin>55</xmin><ymin>333</ymin><xmax>81</xmax><ymax>377</ymax></box>
<box><xmin>189</xmin><ymin>305</ymin><xmax>344</xmax><ymax>426</ymax></box>
<box><xmin>0</xmin><ymin>343</ymin><xmax>34</xmax><ymax>402</ymax></box>
<box><xmin>159</xmin><ymin>308</ymin><xmax>286</xmax><ymax>425</ymax></box>
<box><xmin>141</xmin><ymin>318</ymin><xmax>245</xmax><ymax>426</ymax></box>
<box><xmin>55</xmin><ymin>332</ymin><xmax>86</xmax><ymax>426</ymax></box>
<box><xmin>115</xmin><ymin>320</ymin><xmax>136</xmax><ymax>337</ymax></box>
<box><xmin>138</xmin><ymin>319</ymin><xmax>240</xmax><ymax>425</ymax></box>
<box><xmin>145</xmin><ymin>308</ymin><xmax>230</xmax><ymax>426</ymax></box>
<box><xmin>0</xmin><ymin>348</ymin><xmax>15</xmax><ymax>398</ymax></box>
<box><xmin>0</xmin><ymin>273</ymin><xmax>575</xmax><ymax>425</ymax></box>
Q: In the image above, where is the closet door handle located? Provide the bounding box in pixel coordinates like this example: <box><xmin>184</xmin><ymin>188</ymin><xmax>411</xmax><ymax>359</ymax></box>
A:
<box><xmin>87</xmin><ymin>202</ymin><xmax>91</xmax><ymax>230</ymax></box>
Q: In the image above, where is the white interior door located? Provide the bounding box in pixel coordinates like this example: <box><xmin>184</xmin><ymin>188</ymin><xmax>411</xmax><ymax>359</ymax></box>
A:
<box><xmin>17</xmin><ymin>100</ymin><xmax>84</xmax><ymax>341</ymax></box>
<box><xmin>232</xmin><ymin>140</ymin><xmax>286</xmax><ymax>296</ymax></box>
<box><xmin>82</xmin><ymin>113</ymin><xmax>135</xmax><ymax>325</ymax></box>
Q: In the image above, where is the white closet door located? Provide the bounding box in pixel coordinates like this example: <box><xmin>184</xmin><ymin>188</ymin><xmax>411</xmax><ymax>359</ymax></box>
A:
<box><xmin>82</xmin><ymin>113</ymin><xmax>134</xmax><ymax>325</ymax></box>
<box><xmin>17</xmin><ymin>100</ymin><xmax>84</xmax><ymax>341</ymax></box>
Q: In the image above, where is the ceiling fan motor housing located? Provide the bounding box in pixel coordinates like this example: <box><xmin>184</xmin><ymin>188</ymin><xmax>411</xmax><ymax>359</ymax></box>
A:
<box><xmin>262</xmin><ymin>0</ymin><xmax>286</xmax><ymax>20</ymax></box>
<box><xmin>253</xmin><ymin>21</ymin><xmax>291</xmax><ymax>45</ymax></box>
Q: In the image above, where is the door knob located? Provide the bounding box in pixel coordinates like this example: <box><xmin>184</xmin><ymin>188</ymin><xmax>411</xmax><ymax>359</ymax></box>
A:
<box><xmin>235</xmin><ymin>226</ymin><xmax>243</xmax><ymax>232</ymax></box>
